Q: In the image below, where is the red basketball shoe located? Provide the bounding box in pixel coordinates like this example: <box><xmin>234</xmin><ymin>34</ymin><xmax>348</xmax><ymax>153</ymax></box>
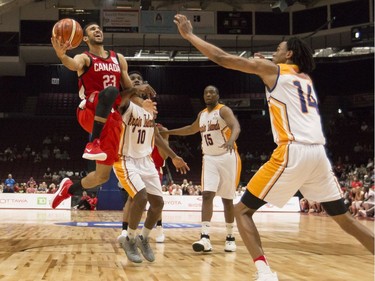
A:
<box><xmin>51</xmin><ymin>178</ymin><xmax>73</xmax><ymax>209</ymax></box>
<box><xmin>82</xmin><ymin>138</ymin><xmax>107</xmax><ymax>161</ymax></box>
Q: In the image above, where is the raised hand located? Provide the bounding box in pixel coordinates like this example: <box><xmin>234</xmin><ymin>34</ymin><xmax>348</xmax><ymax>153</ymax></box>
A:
<box><xmin>174</xmin><ymin>14</ymin><xmax>193</xmax><ymax>39</ymax></box>
<box><xmin>51</xmin><ymin>36</ymin><xmax>71</xmax><ymax>59</ymax></box>
<box><xmin>142</xmin><ymin>99</ymin><xmax>158</xmax><ymax>117</ymax></box>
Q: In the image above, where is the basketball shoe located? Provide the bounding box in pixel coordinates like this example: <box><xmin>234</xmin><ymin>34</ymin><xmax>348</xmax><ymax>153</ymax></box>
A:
<box><xmin>192</xmin><ymin>234</ymin><xmax>212</xmax><ymax>252</ymax></box>
<box><xmin>136</xmin><ymin>235</ymin><xmax>155</xmax><ymax>262</ymax></box>
<box><xmin>224</xmin><ymin>235</ymin><xmax>236</xmax><ymax>252</ymax></box>
<box><xmin>155</xmin><ymin>225</ymin><xmax>165</xmax><ymax>243</ymax></box>
<box><xmin>82</xmin><ymin>138</ymin><xmax>107</xmax><ymax>161</ymax></box>
<box><xmin>117</xmin><ymin>230</ymin><xmax>128</xmax><ymax>247</ymax></box>
<box><xmin>254</xmin><ymin>271</ymin><xmax>279</xmax><ymax>281</ymax></box>
<box><xmin>123</xmin><ymin>236</ymin><xmax>142</xmax><ymax>263</ymax></box>
<box><xmin>51</xmin><ymin>178</ymin><xmax>73</xmax><ymax>209</ymax></box>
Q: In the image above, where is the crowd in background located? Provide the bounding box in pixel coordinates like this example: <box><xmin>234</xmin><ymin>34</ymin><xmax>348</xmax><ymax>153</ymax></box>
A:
<box><xmin>0</xmin><ymin>106</ymin><xmax>373</xmax><ymax>218</ymax></box>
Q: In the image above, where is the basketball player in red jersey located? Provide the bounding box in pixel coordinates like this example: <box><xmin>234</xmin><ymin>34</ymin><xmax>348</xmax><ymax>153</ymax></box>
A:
<box><xmin>52</xmin><ymin>23</ymin><xmax>154</xmax><ymax>160</ymax></box>
<box><xmin>117</xmin><ymin>71</ymin><xmax>168</xmax><ymax>244</ymax></box>
<box><xmin>50</xmin><ymin>23</ymin><xmax>156</xmax><ymax>209</ymax></box>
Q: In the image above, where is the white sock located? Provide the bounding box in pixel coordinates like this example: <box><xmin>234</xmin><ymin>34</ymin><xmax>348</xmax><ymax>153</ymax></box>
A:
<box><xmin>201</xmin><ymin>221</ymin><xmax>210</xmax><ymax>236</ymax></box>
<box><xmin>127</xmin><ymin>228</ymin><xmax>137</xmax><ymax>239</ymax></box>
<box><xmin>121</xmin><ymin>229</ymin><xmax>128</xmax><ymax>236</ymax></box>
<box><xmin>226</xmin><ymin>222</ymin><xmax>234</xmax><ymax>237</ymax></box>
<box><xmin>141</xmin><ymin>227</ymin><xmax>152</xmax><ymax>239</ymax></box>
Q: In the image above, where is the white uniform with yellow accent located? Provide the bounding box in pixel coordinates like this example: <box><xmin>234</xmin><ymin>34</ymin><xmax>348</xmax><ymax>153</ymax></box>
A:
<box><xmin>247</xmin><ymin>64</ymin><xmax>342</xmax><ymax>207</ymax></box>
<box><xmin>113</xmin><ymin>102</ymin><xmax>162</xmax><ymax>198</ymax></box>
<box><xmin>199</xmin><ymin>104</ymin><xmax>242</xmax><ymax>199</ymax></box>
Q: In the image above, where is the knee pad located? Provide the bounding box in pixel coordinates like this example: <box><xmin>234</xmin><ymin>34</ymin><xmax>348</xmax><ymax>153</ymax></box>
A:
<box><xmin>240</xmin><ymin>189</ymin><xmax>267</xmax><ymax>210</ymax></box>
<box><xmin>96</xmin><ymin>87</ymin><xmax>119</xmax><ymax>117</ymax></box>
<box><xmin>98</xmin><ymin>86</ymin><xmax>119</xmax><ymax>106</ymax></box>
<box><xmin>321</xmin><ymin>198</ymin><xmax>347</xmax><ymax>216</ymax></box>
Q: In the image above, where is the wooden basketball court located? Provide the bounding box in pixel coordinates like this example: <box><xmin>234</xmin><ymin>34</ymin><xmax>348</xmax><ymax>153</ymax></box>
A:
<box><xmin>0</xmin><ymin>209</ymin><xmax>373</xmax><ymax>281</ymax></box>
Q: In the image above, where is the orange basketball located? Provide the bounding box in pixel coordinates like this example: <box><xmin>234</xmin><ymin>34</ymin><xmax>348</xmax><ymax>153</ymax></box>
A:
<box><xmin>52</xmin><ymin>18</ymin><xmax>83</xmax><ymax>49</ymax></box>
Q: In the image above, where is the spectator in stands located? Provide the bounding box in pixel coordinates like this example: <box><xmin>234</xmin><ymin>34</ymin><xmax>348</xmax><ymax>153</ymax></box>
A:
<box><xmin>42</xmin><ymin>146</ymin><xmax>51</xmax><ymax>159</ymax></box>
<box><xmin>351</xmin><ymin>186</ymin><xmax>365</xmax><ymax>216</ymax></box>
<box><xmin>351</xmin><ymin>176</ymin><xmax>363</xmax><ymax>189</ymax></box>
<box><xmin>52</xmin><ymin>146</ymin><xmax>60</xmax><ymax>159</ymax></box>
<box><xmin>88</xmin><ymin>193</ymin><xmax>98</xmax><ymax>210</ymax></box>
<box><xmin>42</xmin><ymin>136</ymin><xmax>52</xmax><ymax>145</ymax></box>
<box><xmin>65</xmin><ymin>170</ymin><xmax>74</xmax><ymax>178</ymax></box>
<box><xmin>60</xmin><ymin>150</ymin><xmax>70</xmax><ymax>160</ymax></box>
<box><xmin>3</xmin><ymin>184</ymin><xmax>14</xmax><ymax>193</ymax></box>
<box><xmin>43</xmin><ymin>167</ymin><xmax>52</xmax><ymax>179</ymax></box>
<box><xmin>58</xmin><ymin>168</ymin><xmax>66</xmax><ymax>179</ymax></box>
<box><xmin>4</xmin><ymin>174</ymin><xmax>16</xmax><ymax>191</ymax></box>
<box><xmin>63</xmin><ymin>134</ymin><xmax>70</xmax><ymax>142</ymax></box>
<box><xmin>4</xmin><ymin>147</ymin><xmax>13</xmax><ymax>160</ymax></box>
<box><xmin>161</xmin><ymin>185</ymin><xmax>169</xmax><ymax>195</ymax></box>
<box><xmin>342</xmin><ymin>187</ymin><xmax>352</xmax><ymax>210</ymax></box>
<box><xmin>34</xmin><ymin>153</ymin><xmax>42</xmax><ymax>163</ymax></box>
<box><xmin>27</xmin><ymin>177</ymin><xmax>36</xmax><ymax>187</ymax></box>
<box><xmin>47</xmin><ymin>183</ymin><xmax>57</xmax><ymax>194</ymax></box>
<box><xmin>162</xmin><ymin>85</ymin><xmax>241</xmax><ymax>254</ymax></box>
<box><xmin>195</xmin><ymin>185</ymin><xmax>202</xmax><ymax>195</ymax></box>
<box><xmin>26</xmin><ymin>182</ymin><xmax>37</xmax><ymax>193</ymax></box>
<box><xmin>172</xmin><ymin>184</ymin><xmax>183</xmax><ymax>195</ymax></box>
<box><xmin>299</xmin><ymin>198</ymin><xmax>309</xmax><ymax>213</ymax></box>
<box><xmin>361</xmin><ymin>184</ymin><xmax>375</xmax><ymax>214</ymax></box>
<box><xmin>37</xmin><ymin>182</ymin><xmax>48</xmax><ymax>193</ymax></box>
<box><xmin>181</xmin><ymin>178</ymin><xmax>189</xmax><ymax>195</ymax></box>
<box><xmin>51</xmin><ymin>172</ymin><xmax>60</xmax><ymax>184</ymax></box>
<box><xmin>75</xmin><ymin>191</ymin><xmax>91</xmax><ymax>210</ymax></box>
<box><xmin>13</xmin><ymin>183</ymin><xmax>20</xmax><ymax>193</ymax></box>
<box><xmin>360</xmin><ymin>121</ymin><xmax>368</xmax><ymax>133</ymax></box>
<box><xmin>18</xmin><ymin>183</ymin><xmax>26</xmax><ymax>193</ymax></box>
<box><xmin>24</xmin><ymin>144</ymin><xmax>31</xmax><ymax>154</ymax></box>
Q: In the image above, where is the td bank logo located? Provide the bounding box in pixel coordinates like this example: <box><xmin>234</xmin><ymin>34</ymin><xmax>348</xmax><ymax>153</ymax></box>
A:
<box><xmin>37</xmin><ymin>197</ymin><xmax>47</xmax><ymax>205</ymax></box>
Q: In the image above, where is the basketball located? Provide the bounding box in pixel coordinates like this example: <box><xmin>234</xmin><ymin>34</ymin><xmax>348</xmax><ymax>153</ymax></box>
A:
<box><xmin>52</xmin><ymin>18</ymin><xmax>83</xmax><ymax>49</ymax></box>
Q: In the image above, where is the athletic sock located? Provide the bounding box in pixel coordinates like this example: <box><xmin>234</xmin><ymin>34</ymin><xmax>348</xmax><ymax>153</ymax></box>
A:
<box><xmin>91</xmin><ymin>121</ymin><xmax>104</xmax><ymax>141</ymax></box>
<box><xmin>201</xmin><ymin>221</ymin><xmax>210</xmax><ymax>236</ymax></box>
<box><xmin>141</xmin><ymin>227</ymin><xmax>152</xmax><ymax>239</ymax></box>
<box><xmin>67</xmin><ymin>180</ymin><xmax>83</xmax><ymax>195</ymax></box>
<box><xmin>226</xmin><ymin>222</ymin><xmax>234</xmax><ymax>237</ymax></box>
<box><xmin>122</xmin><ymin>222</ymin><xmax>129</xmax><ymax>231</ymax></box>
<box><xmin>127</xmin><ymin>228</ymin><xmax>137</xmax><ymax>240</ymax></box>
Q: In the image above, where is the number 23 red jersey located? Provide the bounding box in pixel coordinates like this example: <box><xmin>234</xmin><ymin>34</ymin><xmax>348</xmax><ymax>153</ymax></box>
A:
<box><xmin>78</xmin><ymin>50</ymin><xmax>122</xmax><ymax>107</ymax></box>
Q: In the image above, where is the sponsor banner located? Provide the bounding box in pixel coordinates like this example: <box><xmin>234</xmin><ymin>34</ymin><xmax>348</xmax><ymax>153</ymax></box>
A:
<box><xmin>140</xmin><ymin>11</ymin><xmax>177</xmax><ymax>33</ymax></box>
<box><xmin>182</xmin><ymin>11</ymin><xmax>216</xmax><ymax>34</ymax></box>
<box><xmin>217</xmin><ymin>11</ymin><xmax>252</xmax><ymax>34</ymax></box>
<box><xmin>152</xmin><ymin>196</ymin><xmax>300</xmax><ymax>212</ymax></box>
<box><xmin>102</xmin><ymin>10</ymin><xmax>139</xmax><ymax>33</ymax></box>
<box><xmin>0</xmin><ymin>193</ymin><xmax>71</xmax><ymax>209</ymax></box>
<box><xmin>0</xmin><ymin>209</ymin><xmax>71</xmax><ymax>222</ymax></box>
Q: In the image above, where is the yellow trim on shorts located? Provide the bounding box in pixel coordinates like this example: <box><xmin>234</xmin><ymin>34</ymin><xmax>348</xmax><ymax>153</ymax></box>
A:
<box><xmin>247</xmin><ymin>144</ymin><xmax>288</xmax><ymax>200</ymax></box>
<box><xmin>113</xmin><ymin>157</ymin><xmax>137</xmax><ymax>198</ymax></box>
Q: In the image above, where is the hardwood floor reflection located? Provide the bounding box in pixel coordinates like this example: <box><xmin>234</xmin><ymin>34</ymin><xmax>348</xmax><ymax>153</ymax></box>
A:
<box><xmin>0</xmin><ymin>209</ymin><xmax>373</xmax><ymax>281</ymax></box>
